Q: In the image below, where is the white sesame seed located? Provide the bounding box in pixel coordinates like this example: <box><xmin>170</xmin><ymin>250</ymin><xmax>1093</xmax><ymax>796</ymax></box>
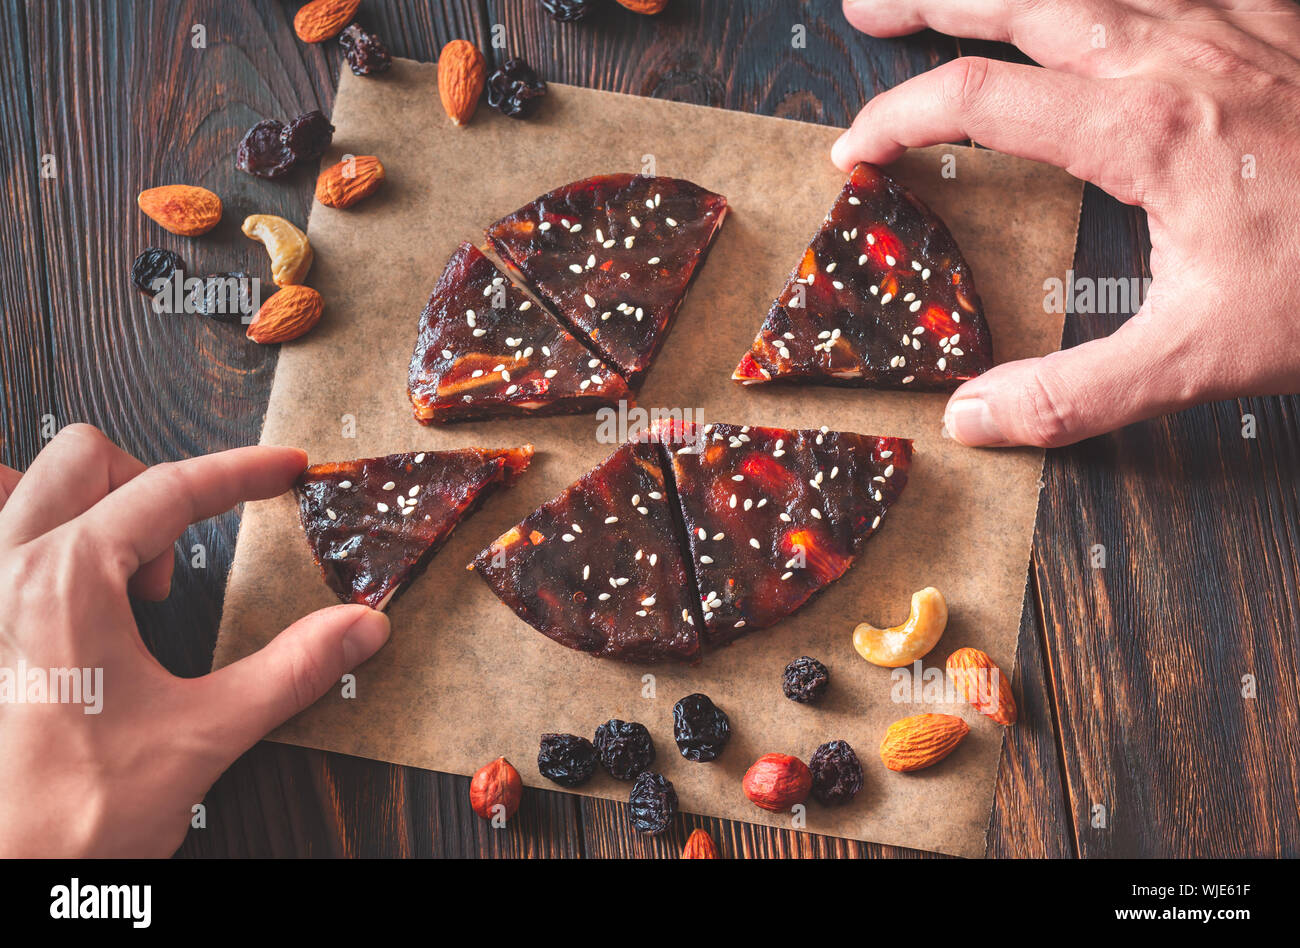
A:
<box><xmin>642</xmin><ymin>596</ymin><xmax>656</xmax><ymax>607</ymax></box>
<box><xmin>599</xmin><ymin>592</ymin><xmax>611</xmax><ymax>601</ymax></box>
<box><xmin>326</xmin><ymin>509</ymin><xmax>337</xmax><ymax>521</ymax></box>
<box><xmin>339</xmin><ymin>480</ymin><xmax>352</xmax><ymax>488</ymax></box>
<box><xmin>382</xmin><ymin>481</ymin><xmax>396</xmax><ymax>490</ymax></box>
<box><xmin>811</xmin><ymin>508</ymin><xmax>822</xmax><ymax>519</ymax></box>
<box><xmin>848</xmin><ymin>196</ymin><xmax>861</xmax><ymax>205</ymax></box>
<box><xmin>749</xmin><ymin>538</ymin><xmax>760</xmax><ymax>549</ymax></box>
<box><xmin>583</xmin><ymin>564</ymin><xmax>590</xmax><ymax>580</ymax></box>
<box><xmin>881</xmin><ymin>292</ymin><xmax>893</xmax><ymax>304</ymax></box>
<box><xmin>376</xmin><ymin>503</ymin><xmax>389</xmax><ymax>513</ymax></box>
<box><xmin>569</xmin><ymin>264</ymin><xmax>583</xmax><ymax>274</ymax></box>
<box><xmin>584</xmin><ymin>294</ymin><xmax>596</xmax><ymax>308</ymax></box>
<box><xmin>665</xmin><ymin>217</ymin><xmax>677</xmax><ymax>226</ymax></box>
<box><xmin>520</xmin><ymin>301</ymin><xmax>532</xmax><ymax>311</ymax></box>
<box><xmin>538</xmin><ymin>221</ymin><xmax>551</xmax><ymax>231</ymax></box>
<box><xmin>700</xmin><ymin>555</ymin><xmax>714</xmax><ymax>564</ymax></box>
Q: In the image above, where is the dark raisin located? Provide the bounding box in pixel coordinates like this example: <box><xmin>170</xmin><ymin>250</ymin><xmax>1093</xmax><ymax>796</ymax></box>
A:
<box><xmin>131</xmin><ymin>248</ymin><xmax>184</xmax><ymax>295</ymax></box>
<box><xmin>808</xmin><ymin>740</ymin><xmax>864</xmax><ymax>806</ymax></box>
<box><xmin>537</xmin><ymin>732</ymin><xmax>596</xmax><ymax>787</ymax></box>
<box><xmin>782</xmin><ymin>655</ymin><xmax>830</xmax><ymax>704</ymax></box>
<box><xmin>627</xmin><ymin>772</ymin><xmax>677</xmax><ymax>835</ymax></box>
<box><xmin>672</xmin><ymin>693</ymin><xmax>730</xmax><ymax>762</ymax></box>
<box><xmin>236</xmin><ymin>119</ymin><xmax>296</xmax><ymax>179</ymax></box>
<box><xmin>282</xmin><ymin>110</ymin><xmax>335</xmax><ymax>163</ymax></box>
<box><xmin>539</xmin><ymin>0</ymin><xmax>596</xmax><ymax>21</ymax></box>
<box><xmin>339</xmin><ymin>24</ymin><xmax>392</xmax><ymax>76</ymax></box>
<box><xmin>486</xmin><ymin>57</ymin><xmax>548</xmax><ymax>119</ymax></box>
<box><xmin>190</xmin><ymin>272</ymin><xmax>257</xmax><ymax>324</ymax></box>
<box><xmin>593</xmin><ymin>719</ymin><xmax>655</xmax><ymax>780</ymax></box>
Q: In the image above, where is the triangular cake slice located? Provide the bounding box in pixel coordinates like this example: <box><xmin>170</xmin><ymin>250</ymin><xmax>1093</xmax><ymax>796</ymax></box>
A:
<box><xmin>486</xmin><ymin>174</ymin><xmax>727</xmax><ymax>384</ymax></box>
<box><xmin>409</xmin><ymin>242</ymin><xmax>630</xmax><ymax>423</ymax></box>
<box><xmin>296</xmin><ymin>446</ymin><xmax>533</xmax><ymax>609</ymax></box>
<box><xmin>665</xmin><ymin>421</ymin><xmax>911</xmax><ymax>646</ymax></box>
<box><xmin>733</xmin><ymin>162</ymin><xmax>993</xmax><ymax>391</ymax></box>
<box><xmin>473</xmin><ymin>439</ymin><xmax>701</xmax><ymax>664</ymax></box>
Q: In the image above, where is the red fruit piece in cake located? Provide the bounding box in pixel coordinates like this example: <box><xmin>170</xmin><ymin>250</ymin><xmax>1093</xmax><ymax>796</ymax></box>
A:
<box><xmin>409</xmin><ymin>242</ymin><xmax>630</xmax><ymax>423</ymax></box>
<box><xmin>473</xmin><ymin>438</ymin><xmax>701</xmax><ymax>663</ymax></box>
<box><xmin>666</xmin><ymin>421</ymin><xmax>911</xmax><ymax>646</ymax></box>
<box><xmin>733</xmin><ymin>162</ymin><xmax>992</xmax><ymax>391</ymax></box>
<box><xmin>296</xmin><ymin>446</ymin><xmax>533</xmax><ymax>610</ymax></box>
<box><xmin>486</xmin><ymin>174</ymin><xmax>727</xmax><ymax>384</ymax></box>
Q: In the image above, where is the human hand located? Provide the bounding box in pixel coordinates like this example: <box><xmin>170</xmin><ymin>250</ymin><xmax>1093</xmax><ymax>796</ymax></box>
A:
<box><xmin>0</xmin><ymin>425</ymin><xmax>390</xmax><ymax>857</ymax></box>
<box><xmin>834</xmin><ymin>0</ymin><xmax>1300</xmax><ymax>447</ymax></box>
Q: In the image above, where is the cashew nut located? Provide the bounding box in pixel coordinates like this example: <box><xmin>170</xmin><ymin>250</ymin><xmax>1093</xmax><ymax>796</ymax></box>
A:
<box><xmin>852</xmin><ymin>587</ymin><xmax>948</xmax><ymax>667</ymax></box>
<box><xmin>241</xmin><ymin>214</ymin><xmax>313</xmax><ymax>287</ymax></box>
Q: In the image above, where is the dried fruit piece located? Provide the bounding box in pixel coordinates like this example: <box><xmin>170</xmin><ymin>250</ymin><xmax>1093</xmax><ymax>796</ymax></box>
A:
<box><xmin>808</xmin><ymin>740</ymin><xmax>863</xmax><ymax>806</ymax></box>
<box><xmin>339</xmin><ymin>23</ymin><xmax>391</xmax><ymax>75</ymax></box>
<box><xmin>538</xmin><ymin>733</ymin><xmax>597</xmax><ymax>787</ymax></box>
<box><xmin>282</xmin><ymin>110</ymin><xmax>335</xmax><ymax>163</ymax></box>
<box><xmin>295</xmin><ymin>447</ymin><xmax>533</xmax><ymax>609</ymax></box>
<box><xmin>241</xmin><ymin>214</ymin><xmax>313</xmax><ymax>286</ymax></box>
<box><xmin>742</xmin><ymin>753</ymin><xmax>811</xmax><ymax>812</ymax></box>
<box><xmin>474</xmin><ymin>439</ymin><xmax>701</xmax><ymax>664</ymax></box>
<box><xmin>294</xmin><ymin>0</ymin><xmax>361</xmax><ymax>43</ymax></box>
<box><xmin>235</xmin><ymin>120</ymin><xmax>296</xmax><ymax>179</ymax></box>
<box><xmin>438</xmin><ymin>39</ymin><xmax>486</xmax><ymax>127</ymax></box>
<box><xmin>782</xmin><ymin>655</ymin><xmax>829</xmax><ymax>704</ymax></box>
<box><xmin>628</xmin><ymin>772</ymin><xmax>677</xmax><ymax>835</ymax></box>
<box><xmin>246</xmin><ymin>285</ymin><xmax>324</xmax><ymax>344</ymax></box>
<box><xmin>408</xmin><ymin>243</ymin><xmax>630</xmax><ymax>423</ymax></box>
<box><xmin>946</xmin><ymin>647</ymin><xmax>1017</xmax><ymax>725</ymax></box>
<box><xmin>672</xmin><ymin>693</ymin><xmax>730</xmax><ymax>762</ymax></box>
<box><xmin>137</xmin><ymin>185</ymin><xmax>222</xmax><ymax>237</ymax></box>
<box><xmin>681</xmin><ymin>828</ymin><xmax>717</xmax><ymax>858</ymax></box>
<box><xmin>853</xmin><ymin>586</ymin><xmax>948</xmax><ymax>667</ymax></box>
<box><xmin>618</xmin><ymin>0</ymin><xmax>669</xmax><ymax>12</ymax></box>
<box><xmin>733</xmin><ymin>162</ymin><xmax>993</xmax><ymax>391</ymax></box>
<box><xmin>486</xmin><ymin>57</ymin><xmax>547</xmax><ymax>119</ymax></box>
<box><xmin>665</xmin><ymin>420</ymin><xmax>912</xmax><ymax>644</ymax></box>
<box><xmin>540</xmin><ymin>0</ymin><xmax>596</xmax><ymax>20</ymax></box>
<box><xmin>315</xmin><ymin>155</ymin><xmax>385</xmax><ymax>208</ymax></box>
<box><xmin>191</xmin><ymin>272</ymin><xmax>256</xmax><ymax>324</ymax></box>
<box><xmin>879</xmin><ymin>713</ymin><xmax>970</xmax><ymax>772</ymax></box>
<box><xmin>486</xmin><ymin>174</ymin><xmax>727</xmax><ymax>384</ymax></box>
<box><xmin>131</xmin><ymin>248</ymin><xmax>184</xmax><ymax>295</ymax></box>
<box><xmin>469</xmin><ymin>757</ymin><xmax>522</xmax><ymax>821</ymax></box>
<box><xmin>593</xmin><ymin>719</ymin><xmax>656</xmax><ymax>780</ymax></box>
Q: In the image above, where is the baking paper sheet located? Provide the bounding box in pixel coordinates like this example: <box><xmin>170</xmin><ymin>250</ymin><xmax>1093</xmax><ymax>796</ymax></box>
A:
<box><xmin>212</xmin><ymin>59</ymin><xmax>1082</xmax><ymax>857</ymax></box>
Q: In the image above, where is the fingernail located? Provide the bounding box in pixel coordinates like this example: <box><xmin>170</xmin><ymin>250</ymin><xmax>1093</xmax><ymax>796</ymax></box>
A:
<box><xmin>342</xmin><ymin>608</ymin><xmax>390</xmax><ymax>666</ymax></box>
<box><xmin>831</xmin><ymin>131</ymin><xmax>851</xmax><ymax>168</ymax></box>
<box><xmin>944</xmin><ymin>398</ymin><xmax>1004</xmax><ymax>446</ymax></box>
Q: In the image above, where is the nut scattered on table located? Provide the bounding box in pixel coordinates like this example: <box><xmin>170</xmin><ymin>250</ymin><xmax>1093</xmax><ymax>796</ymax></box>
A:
<box><xmin>315</xmin><ymin>155</ymin><xmax>385</xmax><ymax>208</ymax></box>
<box><xmin>617</xmin><ymin>0</ymin><xmax>669</xmax><ymax>13</ymax></box>
<box><xmin>245</xmin><ymin>285</ymin><xmax>323</xmax><ymax>344</ymax></box>
<box><xmin>137</xmin><ymin>185</ymin><xmax>222</xmax><ymax>237</ymax></box>
<box><xmin>852</xmin><ymin>586</ymin><xmax>948</xmax><ymax>667</ymax></box>
<box><xmin>293</xmin><ymin>0</ymin><xmax>361</xmax><ymax>43</ymax></box>
<box><xmin>681</xmin><ymin>828</ymin><xmax>718</xmax><ymax>858</ymax></box>
<box><xmin>879</xmin><ymin>713</ymin><xmax>969</xmax><ymax>772</ymax></box>
<box><xmin>946</xmin><ymin>647</ymin><xmax>1018</xmax><ymax>725</ymax></box>
<box><xmin>437</xmin><ymin>39</ymin><xmax>486</xmax><ymax>127</ymax></box>
<box><xmin>469</xmin><ymin>756</ymin><xmax>523</xmax><ymax>822</ymax></box>
<box><xmin>742</xmin><ymin>753</ymin><xmax>812</xmax><ymax>812</ymax></box>
<box><xmin>241</xmin><ymin>213</ymin><xmax>313</xmax><ymax>287</ymax></box>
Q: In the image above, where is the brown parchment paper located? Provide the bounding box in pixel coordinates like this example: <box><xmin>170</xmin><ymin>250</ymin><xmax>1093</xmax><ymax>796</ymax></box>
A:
<box><xmin>212</xmin><ymin>59</ymin><xmax>1082</xmax><ymax>858</ymax></box>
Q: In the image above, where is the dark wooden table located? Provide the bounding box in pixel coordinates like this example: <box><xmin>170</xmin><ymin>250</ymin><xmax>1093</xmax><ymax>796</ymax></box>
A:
<box><xmin>3</xmin><ymin>0</ymin><xmax>1296</xmax><ymax>858</ymax></box>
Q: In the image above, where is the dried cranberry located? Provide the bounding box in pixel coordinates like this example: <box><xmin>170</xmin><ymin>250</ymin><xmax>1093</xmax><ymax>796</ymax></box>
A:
<box><xmin>282</xmin><ymin>110</ymin><xmax>334</xmax><ymax>163</ymax></box>
<box><xmin>540</xmin><ymin>0</ymin><xmax>596</xmax><ymax>21</ymax></box>
<box><xmin>672</xmin><ymin>693</ymin><xmax>730</xmax><ymax>762</ymax></box>
<box><xmin>782</xmin><ymin>655</ymin><xmax>829</xmax><ymax>704</ymax></box>
<box><xmin>808</xmin><ymin>740</ymin><xmax>863</xmax><ymax>806</ymax></box>
<box><xmin>191</xmin><ymin>272</ymin><xmax>256</xmax><ymax>324</ymax></box>
<box><xmin>593</xmin><ymin>719</ymin><xmax>655</xmax><ymax>780</ymax></box>
<box><xmin>486</xmin><ymin>58</ymin><xmax>547</xmax><ymax>119</ymax></box>
<box><xmin>339</xmin><ymin>23</ymin><xmax>392</xmax><ymax>76</ymax></box>
<box><xmin>537</xmin><ymin>732</ymin><xmax>596</xmax><ymax>787</ymax></box>
<box><xmin>236</xmin><ymin>119</ymin><xmax>295</xmax><ymax>179</ymax></box>
<box><xmin>131</xmin><ymin>248</ymin><xmax>184</xmax><ymax>295</ymax></box>
<box><xmin>628</xmin><ymin>772</ymin><xmax>677</xmax><ymax>835</ymax></box>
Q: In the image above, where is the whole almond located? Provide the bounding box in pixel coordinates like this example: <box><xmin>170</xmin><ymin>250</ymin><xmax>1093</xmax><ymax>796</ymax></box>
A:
<box><xmin>315</xmin><ymin>155</ymin><xmax>385</xmax><ymax>209</ymax></box>
<box><xmin>742</xmin><ymin>753</ymin><xmax>812</xmax><ymax>812</ymax></box>
<box><xmin>879</xmin><ymin>713</ymin><xmax>970</xmax><ymax>772</ymax></box>
<box><xmin>293</xmin><ymin>0</ymin><xmax>360</xmax><ymax>43</ymax></box>
<box><xmin>469</xmin><ymin>757</ymin><xmax>522</xmax><ymax>822</ymax></box>
<box><xmin>137</xmin><ymin>185</ymin><xmax>222</xmax><ymax>237</ymax></box>
<box><xmin>617</xmin><ymin>0</ymin><xmax>669</xmax><ymax>13</ymax></box>
<box><xmin>246</xmin><ymin>285</ymin><xmax>323</xmax><ymax>344</ymax></box>
<box><xmin>946</xmin><ymin>648</ymin><xmax>1018</xmax><ymax>725</ymax></box>
<box><xmin>437</xmin><ymin>40</ymin><xmax>486</xmax><ymax>127</ymax></box>
<box><xmin>681</xmin><ymin>828</ymin><xmax>718</xmax><ymax>859</ymax></box>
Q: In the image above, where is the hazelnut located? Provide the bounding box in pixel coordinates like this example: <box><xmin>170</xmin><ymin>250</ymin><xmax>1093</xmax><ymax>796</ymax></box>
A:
<box><xmin>742</xmin><ymin>753</ymin><xmax>812</xmax><ymax>812</ymax></box>
<box><xmin>469</xmin><ymin>756</ymin><xmax>522</xmax><ymax>822</ymax></box>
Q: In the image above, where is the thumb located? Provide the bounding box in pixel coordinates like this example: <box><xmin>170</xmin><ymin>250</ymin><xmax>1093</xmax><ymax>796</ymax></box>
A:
<box><xmin>943</xmin><ymin>317</ymin><xmax>1192</xmax><ymax>448</ymax></box>
<box><xmin>197</xmin><ymin>603</ymin><xmax>390</xmax><ymax>756</ymax></box>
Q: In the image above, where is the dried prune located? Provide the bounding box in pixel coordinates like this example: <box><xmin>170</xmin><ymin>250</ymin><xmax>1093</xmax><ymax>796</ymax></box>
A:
<box><xmin>339</xmin><ymin>23</ymin><xmax>391</xmax><ymax>76</ymax></box>
<box><xmin>131</xmin><ymin>248</ymin><xmax>183</xmax><ymax>295</ymax></box>
<box><xmin>540</xmin><ymin>0</ymin><xmax>596</xmax><ymax>21</ymax></box>
<box><xmin>537</xmin><ymin>732</ymin><xmax>597</xmax><ymax>787</ymax></box>
<box><xmin>593</xmin><ymin>719</ymin><xmax>655</xmax><ymax>780</ymax></box>
<box><xmin>282</xmin><ymin>110</ymin><xmax>334</xmax><ymax>163</ymax></box>
<box><xmin>628</xmin><ymin>772</ymin><xmax>677</xmax><ymax>835</ymax></box>
<box><xmin>236</xmin><ymin>119</ymin><xmax>295</xmax><ymax>179</ymax></box>
<box><xmin>808</xmin><ymin>740</ymin><xmax>863</xmax><ymax>806</ymax></box>
<box><xmin>191</xmin><ymin>272</ymin><xmax>256</xmax><ymax>324</ymax></box>
<box><xmin>486</xmin><ymin>57</ymin><xmax>547</xmax><ymax>119</ymax></box>
<box><xmin>782</xmin><ymin>655</ymin><xmax>830</xmax><ymax>704</ymax></box>
<box><xmin>672</xmin><ymin>693</ymin><xmax>730</xmax><ymax>762</ymax></box>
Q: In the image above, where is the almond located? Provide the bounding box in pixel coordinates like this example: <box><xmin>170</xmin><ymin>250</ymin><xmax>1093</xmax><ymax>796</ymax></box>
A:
<box><xmin>879</xmin><ymin>713</ymin><xmax>969</xmax><ymax>772</ymax></box>
<box><xmin>137</xmin><ymin>185</ymin><xmax>221</xmax><ymax>237</ymax></box>
<box><xmin>742</xmin><ymin>753</ymin><xmax>811</xmax><ymax>812</ymax></box>
<box><xmin>946</xmin><ymin>648</ymin><xmax>1018</xmax><ymax>725</ymax></box>
<box><xmin>437</xmin><ymin>40</ymin><xmax>486</xmax><ymax>127</ymax></box>
<box><xmin>293</xmin><ymin>0</ymin><xmax>360</xmax><ymax>43</ymax></box>
<box><xmin>315</xmin><ymin>155</ymin><xmax>385</xmax><ymax>209</ymax></box>
<box><xmin>246</xmin><ymin>285</ymin><xmax>324</xmax><ymax>344</ymax></box>
<box><xmin>681</xmin><ymin>828</ymin><xmax>718</xmax><ymax>859</ymax></box>
<box><xmin>617</xmin><ymin>0</ymin><xmax>669</xmax><ymax>13</ymax></box>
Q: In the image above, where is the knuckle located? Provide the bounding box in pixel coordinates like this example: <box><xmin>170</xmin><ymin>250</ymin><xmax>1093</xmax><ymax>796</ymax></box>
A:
<box><xmin>1017</xmin><ymin>357</ymin><xmax>1083</xmax><ymax>448</ymax></box>
<box><xmin>53</xmin><ymin>423</ymin><xmax>111</xmax><ymax>457</ymax></box>
<box><xmin>939</xmin><ymin>57</ymin><xmax>995</xmax><ymax>118</ymax></box>
<box><xmin>284</xmin><ymin>640</ymin><xmax>330</xmax><ymax>710</ymax></box>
